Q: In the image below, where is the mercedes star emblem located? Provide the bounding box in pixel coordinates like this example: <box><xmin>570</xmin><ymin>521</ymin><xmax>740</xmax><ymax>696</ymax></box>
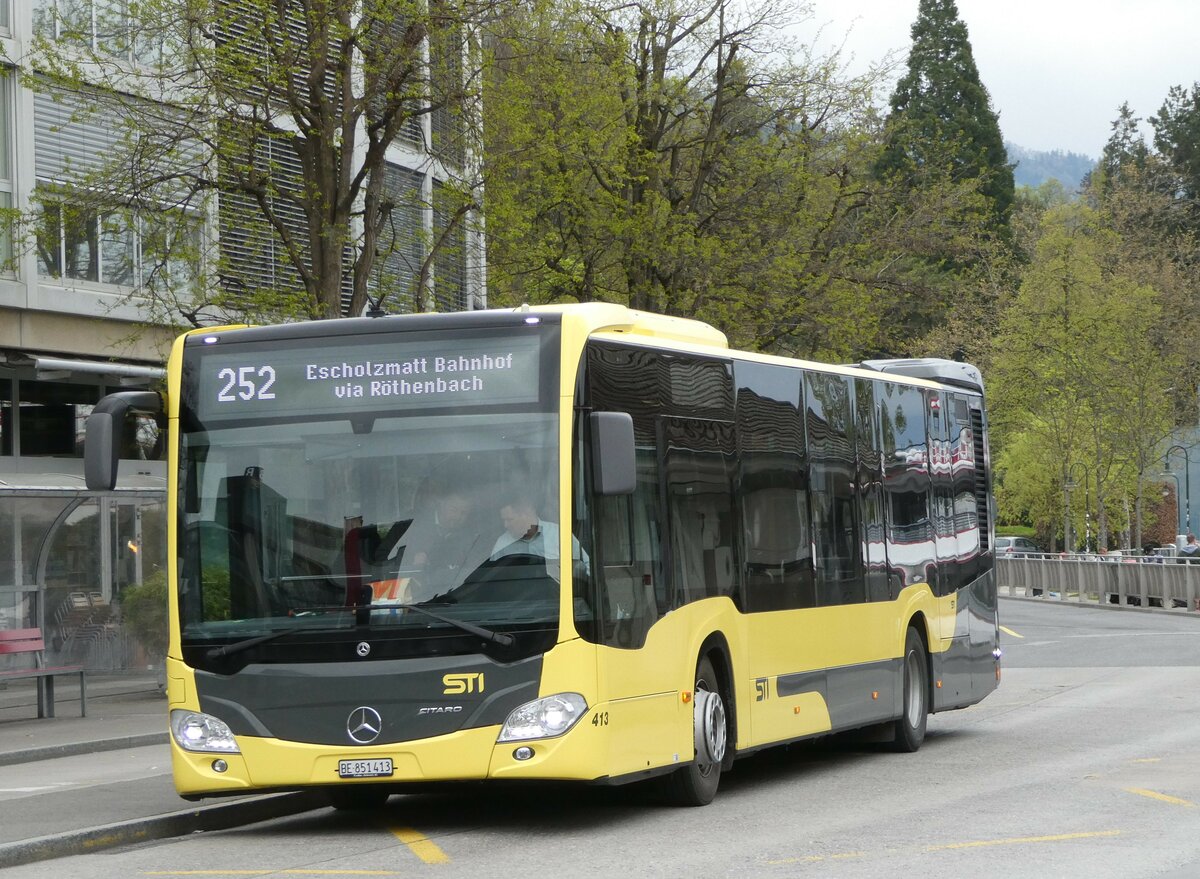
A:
<box><xmin>347</xmin><ymin>706</ymin><xmax>383</xmax><ymax>744</ymax></box>
<box><xmin>356</xmin><ymin>641</ymin><xmax>371</xmax><ymax>657</ymax></box>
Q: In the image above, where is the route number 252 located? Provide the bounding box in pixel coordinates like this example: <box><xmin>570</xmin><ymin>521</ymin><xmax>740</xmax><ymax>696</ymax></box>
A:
<box><xmin>217</xmin><ymin>366</ymin><xmax>277</xmax><ymax>402</ymax></box>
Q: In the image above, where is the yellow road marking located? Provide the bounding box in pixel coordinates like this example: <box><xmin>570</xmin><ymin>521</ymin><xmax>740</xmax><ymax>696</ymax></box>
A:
<box><xmin>391</xmin><ymin>827</ymin><xmax>451</xmax><ymax>864</ymax></box>
<box><xmin>926</xmin><ymin>830</ymin><xmax>1121</xmax><ymax>851</ymax></box>
<box><xmin>1126</xmin><ymin>788</ymin><xmax>1196</xmax><ymax>807</ymax></box>
<box><xmin>999</xmin><ymin>625</ymin><xmax>1023</xmax><ymax>639</ymax></box>
<box><xmin>1131</xmin><ymin>758</ymin><xmax>1161</xmax><ymax>764</ymax></box>
<box><xmin>145</xmin><ymin>872</ymin><xmax>399</xmax><ymax>876</ymax></box>
<box><xmin>765</xmin><ymin>830</ymin><xmax>1120</xmax><ymax>865</ymax></box>
<box><xmin>764</xmin><ymin>852</ymin><xmax>865</xmax><ymax>865</ymax></box>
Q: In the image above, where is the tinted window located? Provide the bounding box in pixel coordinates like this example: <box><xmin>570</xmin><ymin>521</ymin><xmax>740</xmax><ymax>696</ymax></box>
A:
<box><xmin>948</xmin><ymin>392</ymin><xmax>982</xmax><ymax>583</ymax></box>
<box><xmin>804</xmin><ymin>372</ymin><xmax>862</xmax><ymax>606</ymax></box>
<box><xmin>881</xmin><ymin>382</ymin><xmax>934</xmax><ymax>591</ymax></box>
<box><xmin>581</xmin><ymin>342</ymin><xmax>735</xmax><ymax>647</ymax></box>
<box><xmin>735</xmin><ymin>361</ymin><xmax>813</xmax><ymax>611</ymax></box>
<box><xmin>856</xmin><ymin>379</ymin><xmax>889</xmax><ymax>602</ymax></box>
<box><xmin>929</xmin><ymin>391</ymin><xmax>959</xmax><ymax>596</ymax></box>
<box><xmin>662</xmin><ymin>417</ymin><xmax>738</xmax><ymax>607</ymax></box>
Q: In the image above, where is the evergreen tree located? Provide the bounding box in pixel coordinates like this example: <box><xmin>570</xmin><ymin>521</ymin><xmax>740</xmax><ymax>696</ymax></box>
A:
<box><xmin>876</xmin><ymin>0</ymin><xmax>1013</xmax><ymax>231</ymax></box>
<box><xmin>1098</xmin><ymin>102</ymin><xmax>1149</xmax><ymax>185</ymax></box>
<box><xmin>1150</xmin><ymin>83</ymin><xmax>1200</xmax><ymax>205</ymax></box>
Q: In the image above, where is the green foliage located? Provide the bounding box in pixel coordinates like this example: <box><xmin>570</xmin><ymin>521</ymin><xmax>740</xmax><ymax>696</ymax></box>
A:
<box><xmin>202</xmin><ymin>567</ymin><xmax>232</xmax><ymax>622</ymax></box>
<box><xmin>482</xmin><ymin>0</ymin><xmax>1010</xmax><ymax>360</ymax></box>
<box><xmin>1151</xmin><ymin>82</ymin><xmax>1200</xmax><ymax>203</ymax></box>
<box><xmin>120</xmin><ymin>571</ymin><xmax>169</xmax><ymax>659</ymax></box>
<box><xmin>119</xmin><ymin>567</ymin><xmax>229</xmax><ymax>660</ymax></box>
<box><xmin>989</xmin><ymin>201</ymin><xmax>1178</xmax><ymax>547</ymax></box>
<box><xmin>995</xmin><ymin>525</ymin><xmax>1036</xmax><ymax>539</ymax></box>
<box><xmin>876</xmin><ymin>0</ymin><xmax>1013</xmax><ymax>234</ymax></box>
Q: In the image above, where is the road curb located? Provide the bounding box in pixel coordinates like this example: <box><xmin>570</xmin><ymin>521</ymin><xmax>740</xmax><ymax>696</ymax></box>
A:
<box><xmin>0</xmin><ymin>790</ymin><xmax>327</xmax><ymax>869</ymax></box>
<box><xmin>0</xmin><ymin>732</ymin><xmax>169</xmax><ymax>767</ymax></box>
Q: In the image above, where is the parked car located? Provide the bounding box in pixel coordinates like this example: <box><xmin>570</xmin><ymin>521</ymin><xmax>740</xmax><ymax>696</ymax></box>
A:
<box><xmin>995</xmin><ymin>536</ymin><xmax>1041</xmax><ymax>556</ymax></box>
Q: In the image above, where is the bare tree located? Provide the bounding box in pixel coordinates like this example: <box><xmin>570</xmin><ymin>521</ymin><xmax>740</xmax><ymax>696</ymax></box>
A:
<box><xmin>24</xmin><ymin>0</ymin><xmax>495</xmax><ymax>324</ymax></box>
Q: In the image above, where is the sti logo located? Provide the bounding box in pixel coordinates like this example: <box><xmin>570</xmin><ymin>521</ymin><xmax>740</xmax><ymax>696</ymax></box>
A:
<box><xmin>443</xmin><ymin>672</ymin><xmax>486</xmax><ymax>695</ymax></box>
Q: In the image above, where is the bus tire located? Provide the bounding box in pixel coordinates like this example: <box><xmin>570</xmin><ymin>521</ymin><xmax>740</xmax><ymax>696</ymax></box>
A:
<box><xmin>326</xmin><ymin>785</ymin><xmax>391</xmax><ymax>811</ymax></box>
<box><xmin>659</xmin><ymin>655</ymin><xmax>727</xmax><ymax>807</ymax></box>
<box><xmin>890</xmin><ymin>627</ymin><xmax>928</xmax><ymax>752</ymax></box>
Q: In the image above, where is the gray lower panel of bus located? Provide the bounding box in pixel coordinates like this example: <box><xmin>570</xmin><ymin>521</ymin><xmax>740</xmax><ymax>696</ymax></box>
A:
<box><xmin>934</xmin><ymin>571</ymin><xmax>1000</xmax><ymax>712</ymax></box>
<box><xmin>777</xmin><ymin>659</ymin><xmax>903</xmax><ymax>729</ymax></box>
<box><xmin>774</xmin><ymin>572</ymin><xmax>999</xmax><ymax>727</ymax></box>
<box><xmin>194</xmin><ymin>653</ymin><xmax>543</xmax><ymax>746</ymax></box>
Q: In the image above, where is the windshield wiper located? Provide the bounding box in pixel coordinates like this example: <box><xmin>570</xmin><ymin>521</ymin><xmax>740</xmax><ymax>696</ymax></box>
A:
<box><xmin>263</xmin><ymin>603</ymin><xmax>516</xmax><ymax>648</ymax></box>
<box><xmin>392</xmin><ymin>603</ymin><xmax>515</xmax><ymax>647</ymax></box>
<box><xmin>205</xmin><ymin>624</ymin><xmax>348</xmax><ymax>661</ymax></box>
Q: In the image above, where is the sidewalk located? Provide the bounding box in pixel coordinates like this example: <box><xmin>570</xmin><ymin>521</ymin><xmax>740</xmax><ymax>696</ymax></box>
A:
<box><xmin>0</xmin><ymin>672</ymin><xmax>166</xmax><ymax>764</ymax></box>
<box><xmin>0</xmin><ymin>673</ymin><xmax>324</xmax><ymax>868</ymax></box>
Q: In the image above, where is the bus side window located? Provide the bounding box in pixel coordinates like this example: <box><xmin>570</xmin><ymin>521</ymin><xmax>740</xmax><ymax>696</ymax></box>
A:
<box><xmin>590</xmin><ymin>483</ymin><xmax>658</xmax><ymax>647</ymax></box>
<box><xmin>582</xmin><ymin>342</ymin><xmax>668</xmax><ymax>648</ymax></box>
<box><xmin>735</xmin><ymin>361</ymin><xmax>813</xmax><ymax>612</ymax></box>
<box><xmin>660</xmin><ymin>417</ymin><xmax>737</xmax><ymax>609</ymax></box>
<box><xmin>856</xmin><ymin>379</ymin><xmax>889</xmax><ymax>603</ymax></box>
<box><xmin>948</xmin><ymin>392</ymin><xmax>982</xmax><ymax>586</ymax></box>
<box><xmin>881</xmin><ymin>383</ymin><xmax>935</xmax><ymax>594</ymax></box>
<box><xmin>804</xmin><ymin>372</ymin><xmax>863</xmax><ymax>606</ymax></box>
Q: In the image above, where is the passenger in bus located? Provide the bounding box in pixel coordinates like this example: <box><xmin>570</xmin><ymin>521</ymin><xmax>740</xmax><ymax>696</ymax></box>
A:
<box><xmin>400</xmin><ymin>481</ymin><xmax>489</xmax><ymax>598</ymax></box>
<box><xmin>490</xmin><ymin>492</ymin><xmax>590</xmax><ymax>576</ymax></box>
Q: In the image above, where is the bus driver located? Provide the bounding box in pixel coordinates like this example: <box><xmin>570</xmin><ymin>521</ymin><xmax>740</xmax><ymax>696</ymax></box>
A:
<box><xmin>491</xmin><ymin>492</ymin><xmax>590</xmax><ymax>577</ymax></box>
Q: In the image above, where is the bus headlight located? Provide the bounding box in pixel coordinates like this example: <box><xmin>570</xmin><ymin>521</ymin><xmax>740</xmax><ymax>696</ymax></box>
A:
<box><xmin>498</xmin><ymin>693</ymin><xmax>588</xmax><ymax>742</ymax></box>
<box><xmin>170</xmin><ymin>709</ymin><xmax>241</xmax><ymax>753</ymax></box>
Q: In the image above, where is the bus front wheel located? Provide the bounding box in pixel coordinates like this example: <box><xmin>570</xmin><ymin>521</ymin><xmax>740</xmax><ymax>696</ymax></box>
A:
<box><xmin>890</xmin><ymin>627</ymin><xmax>929</xmax><ymax>752</ymax></box>
<box><xmin>660</xmin><ymin>655</ymin><xmax>727</xmax><ymax>806</ymax></box>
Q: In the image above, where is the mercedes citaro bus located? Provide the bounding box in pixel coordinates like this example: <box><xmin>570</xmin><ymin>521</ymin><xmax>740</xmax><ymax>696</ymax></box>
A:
<box><xmin>85</xmin><ymin>303</ymin><xmax>999</xmax><ymax>807</ymax></box>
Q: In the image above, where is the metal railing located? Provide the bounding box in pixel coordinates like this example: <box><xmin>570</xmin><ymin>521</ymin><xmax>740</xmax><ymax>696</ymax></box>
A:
<box><xmin>996</xmin><ymin>554</ymin><xmax>1200</xmax><ymax>610</ymax></box>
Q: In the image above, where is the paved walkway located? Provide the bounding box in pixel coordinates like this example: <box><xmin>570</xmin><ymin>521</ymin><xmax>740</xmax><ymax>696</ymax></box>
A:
<box><xmin>0</xmin><ymin>672</ymin><xmax>166</xmax><ymax>763</ymax></box>
<box><xmin>0</xmin><ymin>673</ymin><xmax>323</xmax><ymax>869</ymax></box>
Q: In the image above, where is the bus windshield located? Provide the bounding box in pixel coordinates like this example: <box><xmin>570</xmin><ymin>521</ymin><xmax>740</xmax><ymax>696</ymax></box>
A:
<box><xmin>177</xmin><ymin>326</ymin><xmax>562</xmax><ymax>667</ymax></box>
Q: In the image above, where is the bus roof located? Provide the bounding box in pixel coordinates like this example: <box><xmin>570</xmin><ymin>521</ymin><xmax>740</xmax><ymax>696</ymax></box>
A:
<box><xmin>181</xmin><ymin>302</ymin><xmax>729</xmax><ymax>349</ymax></box>
<box><xmin>856</xmin><ymin>358</ymin><xmax>984</xmax><ymax>394</ymax></box>
<box><xmin>182</xmin><ymin>305</ymin><xmax>981</xmax><ymax>394</ymax></box>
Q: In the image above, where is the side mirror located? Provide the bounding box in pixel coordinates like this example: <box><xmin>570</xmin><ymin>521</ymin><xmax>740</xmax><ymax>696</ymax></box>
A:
<box><xmin>85</xmin><ymin>391</ymin><xmax>163</xmax><ymax>491</ymax></box>
<box><xmin>590</xmin><ymin>411</ymin><xmax>636</xmax><ymax>496</ymax></box>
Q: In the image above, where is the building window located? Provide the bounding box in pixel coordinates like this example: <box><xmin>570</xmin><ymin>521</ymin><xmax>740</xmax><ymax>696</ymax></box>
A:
<box><xmin>433</xmin><ymin>180</ymin><xmax>467</xmax><ymax>311</ymax></box>
<box><xmin>0</xmin><ymin>75</ymin><xmax>12</xmax><ymax>272</ymax></box>
<box><xmin>12</xmin><ymin>380</ymin><xmax>98</xmax><ymax>458</ymax></box>
<box><xmin>33</xmin><ymin>0</ymin><xmax>161</xmax><ymax>63</ymax></box>
<box><xmin>35</xmin><ymin>192</ymin><xmax>199</xmax><ymax>290</ymax></box>
<box><xmin>0</xmin><ymin>377</ymin><xmax>12</xmax><ymax>456</ymax></box>
<box><xmin>369</xmin><ymin>162</ymin><xmax>424</xmax><ymax>313</ymax></box>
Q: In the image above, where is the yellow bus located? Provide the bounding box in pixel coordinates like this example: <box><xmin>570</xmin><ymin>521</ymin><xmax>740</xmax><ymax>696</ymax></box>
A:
<box><xmin>85</xmin><ymin>303</ymin><xmax>999</xmax><ymax>807</ymax></box>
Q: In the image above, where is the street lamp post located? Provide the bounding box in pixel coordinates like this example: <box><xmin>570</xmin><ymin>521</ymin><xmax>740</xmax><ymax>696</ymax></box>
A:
<box><xmin>1165</xmin><ymin>445</ymin><xmax>1193</xmax><ymax>536</ymax></box>
<box><xmin>1067</xmin><ymin>462</ymin><xmax>1090</xmax><ymax>553</ymax></box>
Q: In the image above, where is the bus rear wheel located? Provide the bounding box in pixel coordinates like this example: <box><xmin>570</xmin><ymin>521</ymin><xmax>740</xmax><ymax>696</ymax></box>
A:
<box><xmin>890</xmin><ymin>627</ymin><xmax>928</xmax><ymax>752</ymax></box>
<box><xmin>659</xmin><ymin>655</ymin><xmax>727</xmax><ymax>806</ymax></box>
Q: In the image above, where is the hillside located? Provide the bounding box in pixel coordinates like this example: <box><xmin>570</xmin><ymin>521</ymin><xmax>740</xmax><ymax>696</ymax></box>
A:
<box><xmin>1006</xmin><ymin>142</ymin><xmax>1096</xmax><ymax>190</ymax></box>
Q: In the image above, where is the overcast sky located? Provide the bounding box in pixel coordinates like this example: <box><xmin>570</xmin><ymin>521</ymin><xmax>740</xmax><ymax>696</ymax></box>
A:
<box><xmin>801</xmin><ymin>0</ymin><xmax>1200</xmax><ymax>158</ymax></box>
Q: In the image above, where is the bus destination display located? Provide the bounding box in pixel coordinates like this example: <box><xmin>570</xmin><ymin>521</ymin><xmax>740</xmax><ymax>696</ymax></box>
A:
<box><xmin>193</xmin><ymin>333</ymin><xmax>543</xmax><ymax>421</ymax></box>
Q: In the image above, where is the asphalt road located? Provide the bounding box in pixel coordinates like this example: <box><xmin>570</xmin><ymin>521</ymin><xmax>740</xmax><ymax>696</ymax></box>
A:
<box><xmin>6</xmin><ymin>597</ymin><xmax>1200</xmax><ymax>878</ymax></box>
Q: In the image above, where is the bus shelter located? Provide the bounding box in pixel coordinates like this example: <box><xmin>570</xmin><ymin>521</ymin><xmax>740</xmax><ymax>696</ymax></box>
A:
<box><xmin>0</xmin><ymin>476</ymin><xmax>166</xmax><ymax>672</ymax></box>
